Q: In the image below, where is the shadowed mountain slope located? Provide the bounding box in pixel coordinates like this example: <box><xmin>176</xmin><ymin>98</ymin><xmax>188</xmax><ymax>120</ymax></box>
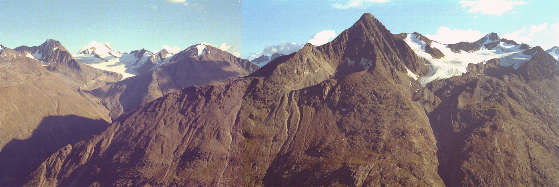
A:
<box><xmin>24</xmin><ymin>13</ymin><xmax>559</xmax><ymax>187</ymax></box>
<box><xmin>0</xmin><ymin>46</ymin><xmax>113</xmax><ymax>185</ymax></box>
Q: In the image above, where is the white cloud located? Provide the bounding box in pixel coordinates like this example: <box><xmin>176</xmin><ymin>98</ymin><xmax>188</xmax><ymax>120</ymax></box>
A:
<box><xmin>248</xmin><ymin>30</ymin><xmax>339</xmax><ymax>60</ymax></box>
<box><xmin>162</xmin><ymin>45</ymin><xmax>181</xmax><ymax>54</ymax></box>
<box><xmin>248</xmin><ymin>42</ymin><xmax>303</xmax><ymax>60</ymax></box>
<box><xmin>166</xmin><ymin>0</ymin><xmax>188</xmax><ymax>6</ymax></box>
<box><xmin>503</xmin><ymin>22</ymin><xmax>559</xmax><ymax>49</ymax></box>
<box><xmin>426</xmin><ymin>26</ymin><xmax>486</xmax><ymax>44</ymax></box>
<box><xmin>217</xmin><ymin>43</ymin><xmax>241</xmax><ymax>57</ymax></box>
<box><xmin>460</xmin><ymin>0</ymin><xmax>526</xmax><ymax>16</ymax></box>
<box><xmin>332</xmin><ymin>0</ymin><xmax>389</xmax><ymax>9</ymax></box>
<box><xmin>308</xmin><ymin>30</ymin><xmax>337</xmax><ymax>46</ymax></box>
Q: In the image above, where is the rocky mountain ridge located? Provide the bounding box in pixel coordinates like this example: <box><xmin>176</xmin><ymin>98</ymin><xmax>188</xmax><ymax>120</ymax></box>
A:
<box><xmin>24</xmin><ymin>13</ymin><xmax>450</xmax><ymax>187</ymax></box>
<box><xmin>3</xmin><ymin>13</ymin><xmax>559</xmax><ymax>187</ymax></box>
<box><xmin>0</xmin><ymin>46</ymin><xmax>112</xmax><ymax>186</ymax></box>
<box><xmin>74</xmin><ymin>42</ymin><xmax>179</xmax><ymax>79</ymax></box>
<box><xmin>14</xmin><ymin>39</ymin><xmax>121</xmax><ymax>89</ymax></box>
<box><xmin>90</xmin><ymin>43</ymin><xmax>259</xmax><ymax>119</ymax></box>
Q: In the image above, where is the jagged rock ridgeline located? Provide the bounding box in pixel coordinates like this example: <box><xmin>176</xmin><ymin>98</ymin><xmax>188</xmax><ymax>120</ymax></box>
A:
<box><xmin>74</xmin><ymin>41</ymin><xmax>180</xmax><ymax>79</ymax></box>
<box><xmin>90</xmin><ymin>44</ymin><xmax>259</xmax><ymax>119</ymax></box>
<box><xmin>401</xmin><ymin>31</ymin><xmax>544</xmax><ymax>85</ymax></box>
<box><xmin>25</xmin><ymin>13</ymin><xmax>444</xmax><ymax>186</ymax></box>
<box><xmin>14</xmin><ymin>39</ymin><xmax>121</xmax><ymax>89</ymax></box>
<box><xmin>18</xmin><ymin>13</ymin><xmax>559</xmax><ymax>187</ymax></box>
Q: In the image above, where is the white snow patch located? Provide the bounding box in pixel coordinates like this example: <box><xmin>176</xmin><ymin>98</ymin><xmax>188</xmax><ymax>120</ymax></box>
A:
<box><xmin>547</xmin><ymin>47</ymin><xmax>559</xmax><ymax>61</ymax></box>
<box><xmin>75</xmin><ymin>46</ymin><xmax>174</xmax><ymax>79</ymax></box>
<box><xmin>84</xmin><ymin>58</ymin><xmax>135</xmax><ymax>79</ymax></box>
<box><xmin>404</xmin><ymin>33</ymin><xmax>533</xmax><ymax>85</ymax></box>
<box><xmin>78</xmin><ymin>41</ymin><xmax>120</xmax><ymax>59</ymax></box>
<box><xmin>550</xmin><ymin>53</ymin><xmax>559</xmax><ymax>61</ymax></box>
<box><xmin>407</xmin><ymin>68</ymin><xmax>419</xmax><ymax>80</ymax></box>
<box><xmin>196</xmin><ymin>44</ymin><xmax>207</xmax><ymax>56</ymax></box>
<box><xmin>25</xmin><ymin>53</ymin><xmax>37</xmax><ymax>60</ymax></box>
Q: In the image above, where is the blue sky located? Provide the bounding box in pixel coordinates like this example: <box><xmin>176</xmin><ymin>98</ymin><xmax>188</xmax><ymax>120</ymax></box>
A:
<box><xmin>243</xmin><ymin>0</ymin><xmax>559</xmax><ymax>57</ymax></box>
<box><xmin>0</xmin><ymin>0</ymin><xmax>558</xmax><ymax>58</ymax></box>
<box><xmin>0</xmin><ymin>0</ymin><xmax>242</xmax><ymax>54</ymax></box>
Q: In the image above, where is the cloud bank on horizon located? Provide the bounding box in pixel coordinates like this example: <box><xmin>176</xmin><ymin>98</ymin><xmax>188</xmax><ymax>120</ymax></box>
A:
<box><xmin>248</xmin><ymin>29</ymin><xmax>338</xmax><ymax>60</ymax></box>
<box><xmin>426</xmin><ymin>27</ymin><xmax>486</xmax><ymax>44</ymax></box>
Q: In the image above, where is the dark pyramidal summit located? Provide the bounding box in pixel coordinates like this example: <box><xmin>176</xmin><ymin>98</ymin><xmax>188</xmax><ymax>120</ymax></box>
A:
<box><xmin>25</xmin><ymin>13</ymin><xmax>559</xmax><ymax>187</ymax></box>
<box><xmin>15</xmin><ymin>39</ymin><xmax>121</xmax><ymax>89</ymax></box>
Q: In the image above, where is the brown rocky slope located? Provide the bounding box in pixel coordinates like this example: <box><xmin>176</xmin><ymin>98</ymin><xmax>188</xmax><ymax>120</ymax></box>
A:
<box><xmin>415</xmin><ymin>48</ymin><xmax>559</xmax><ymax>186</ymax></box>
<box><xmin>0</xmin><ymin>46</ymin><xmax>112</xmax><ymax>185</ymax></box>
<box><xmin>25</xmin><ymin>13</ymin><xmax>559</xmax><ymax>187</ymax></box>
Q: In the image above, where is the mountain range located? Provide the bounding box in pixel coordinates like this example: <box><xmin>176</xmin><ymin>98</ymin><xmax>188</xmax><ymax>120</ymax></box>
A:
<box><xmin>91</xmin><ymin>43</ymin><xmax>259</xmax><ymax>119</ymax></box>
<box><xmin>74</xmin><ymin>41</ymin><xmax>180</xmax><ymax>79</ymax></box>
<box><xmin>0</xmin><ymin>13</ymin><xmax>558</xmax><ymax>186</ymax></box>
<box><xmin>0</xmin><ymin>39</ymin><xmax>258</xmax><ymax>185</ymax></box>
<box><xmin>0</xmin><ymin>45</ymin><xmax>113</xmax><ymax>185</ymax></box>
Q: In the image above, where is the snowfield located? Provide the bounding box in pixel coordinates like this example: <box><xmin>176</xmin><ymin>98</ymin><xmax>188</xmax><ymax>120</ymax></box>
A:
<box><xmin>74</xmin><ymin>42</ymin><xmax>178</xmax><ymax>80</ymax></box>
<box><xmin>404</xmin><ymin>33</ymin><xmax>534</xmax><ymax>85</ymax></box>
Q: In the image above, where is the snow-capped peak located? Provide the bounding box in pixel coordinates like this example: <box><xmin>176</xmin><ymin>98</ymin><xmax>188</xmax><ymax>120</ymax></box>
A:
<box><xmin>476</xmin><ymin>33</ymin><xmax>500</xmax><ymax>45</ymax></box>
<box><xmin>183</xmin><ymin>43</ymin><xmax>210</xmax><ymax>57</ymax></box>
<box><xmin>78</xmin><ymin>41</ymin><xmax>121</xmax><ymax>59</ymax></box>
<box><xmin>195</xmin><ymin>44</ymin><xmax>207</xmax><ymax>56</ymax></box>
<box><xmin>547</xmin><ymin>46</ymin><xmax>559</xmax><ymax>60</ymax></box>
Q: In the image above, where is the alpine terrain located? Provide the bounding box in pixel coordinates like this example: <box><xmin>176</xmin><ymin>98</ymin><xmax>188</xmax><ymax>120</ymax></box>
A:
<box><xmin>0</xmin><ymin>45</ymin><xmax>113</xmax><ymax>185</ymax></box>
<box><xmin>90</xmin><ymin>43</ymin><xmax>259</xmax><ymax>119</ymax></box>
<box><xmin>14</xmin><ymin>40</ymin><xmax>122</xmax><ymax>89</ymax></box>
<box><xmin>74</xmin><ymin>41</ymin><xmax>181</xmax><ymax>79</ymax></box>
<box><xmin>1</xmin><ymin>12</ymin><xmax>558</xmax><ymax>187</ymax></box>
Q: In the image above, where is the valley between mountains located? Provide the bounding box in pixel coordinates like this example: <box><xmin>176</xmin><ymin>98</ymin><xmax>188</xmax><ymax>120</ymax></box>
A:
<box><xmin>0</xmin><ymin>13</ymin><xmax>558</xmax><ymax>186</ymax></box>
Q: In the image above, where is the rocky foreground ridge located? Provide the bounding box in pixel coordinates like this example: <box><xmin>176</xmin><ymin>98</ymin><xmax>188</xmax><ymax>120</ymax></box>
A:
<box><xmin>21</xmin><ymin>14</ymin><xmax>559</xmax><ymax>187</ymax></box>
